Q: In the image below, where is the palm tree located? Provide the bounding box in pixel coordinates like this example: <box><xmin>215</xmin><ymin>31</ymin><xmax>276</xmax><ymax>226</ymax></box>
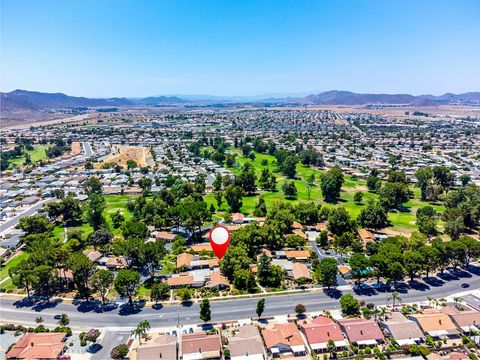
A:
<box><xmin>132</xmin><ymin>320</ymin><xmax>151</xmax><ymax>345</ymax></box>
<box><xmin>453</xmin><ymin>297</ymin><xmax>465</xmax><ymax>310</ymax></box>
<box><xmin>35</xmin><ymin>317</ymin><xmax>44</xmax><ymax>324</ymax></box>
<box><xmin>427</xmin><ymin>296</ymin><xmax>433</xmax><ymax>308</ymax></box>
<box><xmin>379</xmin><ymin>306</ymin><xmax>391</xmax><ymax>321</ymax></box>
<box><xmin>387</xmin><ymin>291</ymin><xmax>402</xmax><ymax>309</ymax></box>
<box><xmin>372</xmin><ymin>306</ymin><xmax>381</xmax><ymax>322</ymax></box>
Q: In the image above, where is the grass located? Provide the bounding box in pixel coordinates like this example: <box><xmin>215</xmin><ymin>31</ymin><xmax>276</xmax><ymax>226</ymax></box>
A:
<box><xmin>8</xmin><ymin>145</ymin><xmax>51</xmax><ymax>168</ymax></box>
<box><xmin>205</xmin><ymin>149</ymin><xmax>445</xmax><ymax>234</ymax></box>
<box><xmin>0</xmin><ymin>252</ymin><xmax>29</xmax><ymax>281</ymax></box>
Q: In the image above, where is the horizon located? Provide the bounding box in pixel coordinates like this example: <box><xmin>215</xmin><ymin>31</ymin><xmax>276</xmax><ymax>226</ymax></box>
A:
<box><xmin>2</xmin><ymin>0</ymin><xmax>480</xmax><ymax>97</ymax></box>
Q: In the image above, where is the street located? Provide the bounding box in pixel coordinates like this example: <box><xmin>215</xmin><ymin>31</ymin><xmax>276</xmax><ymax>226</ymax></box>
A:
<box><xmin>1</xmin><ymin>266</ymin><xmax>479</xmax><ymax>331</ymax></box>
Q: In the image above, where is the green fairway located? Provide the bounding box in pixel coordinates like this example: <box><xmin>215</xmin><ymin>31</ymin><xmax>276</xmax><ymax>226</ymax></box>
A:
<box><xmin>204</xmin><ymin>150</ymin><xmax>445</xmax><ymax>234</ymax></box>
<box><xmin>0</xmin><ymin>252</ymin><xmax>29</xmax><ymax>281</ymax></box>
<box><xmin>8</xmin><ymin>145</ymin><xmax>51</xmax><ymax>168</ymax></box>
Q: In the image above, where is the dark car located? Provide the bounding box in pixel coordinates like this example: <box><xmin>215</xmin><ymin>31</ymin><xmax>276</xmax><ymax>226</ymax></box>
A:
<box><xmin>461</xmin><ymin>283</ymin><xmax>470</xmax><ymax>288</ymax></box>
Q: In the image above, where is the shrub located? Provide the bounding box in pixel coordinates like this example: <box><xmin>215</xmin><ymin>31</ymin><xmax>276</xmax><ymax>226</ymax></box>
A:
<box><xmin>110</xmin><ymin>344</ymin><xmax>129</xmax><ymax>359</ymax></box>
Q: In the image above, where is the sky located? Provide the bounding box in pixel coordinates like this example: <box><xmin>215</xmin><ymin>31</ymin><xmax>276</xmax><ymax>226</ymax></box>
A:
<box><xmin>1</xmin><ymin>0</ymin><xmax>479</xmax><ymax>98</ymax></box>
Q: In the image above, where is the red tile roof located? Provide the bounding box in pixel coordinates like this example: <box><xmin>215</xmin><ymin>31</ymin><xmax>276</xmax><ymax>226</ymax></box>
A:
<box><xmin>6</xmin><ymin>332</ymin><xmax>65</xmax><ymax>360</ymax></box>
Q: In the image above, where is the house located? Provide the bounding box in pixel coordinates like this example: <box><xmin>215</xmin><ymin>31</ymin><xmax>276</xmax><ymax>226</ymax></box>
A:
<box><xmin>289</xmin><ymin>262</ymin><xmax>313</xmax><ymax>282</ymax></box>
<box><xmin>358</xmin><ymin>229</ymin><xmax>375</xmax><ymax>247</ymax></box>
<box><xmin>448</xmin><ymin>310</ymin><xmax>480</xmax><ymax>333</ymax></box>
<box><xmin>181</xmin><ymin>331</ymin><xmax>222</xmax><ymax>360</ymax></box>
<box><xmin>285</xmin><ymin>250</ymin><xmax>310</xmax><ymax>261</ymax></box>
<box><xmin>338</xmin><ymin>265</ymin><xmax>351</xmax><ymax>279</ymax></box>
<box><xmin>100</xmin><ymin>256</ymin><xmax>128</xmax><ymax>269</ymax></box>
<box><xmin>167</xmin><ymin>274</ymin><xmax>195</xmax><ymax>288</ymax></box>
<box><xmin>190</xmin><ymin>243</ymin><xmax>213</xmax><ymax>253</ymax></box>
<box><xmin>177</xmin><ymin>253</ymin><xmax>194</xmax><ymax>268</ymax></box>
<box><xmin>209</xmin><ymin>271</ymin><xmax>231</xmax><ymax>290</ymax></box>
<box><xmin>409</xmin><ymin>311</ymin><xmax>460</xmax><ymax>339</ymax></box>
<box><xmin>231</xmin><ymin>212</ymin><xmax>245</xmax><ymax>224</ymax></box>
<box><xmin>338</xmin><ymin>318</ymin><xmax>385</xmax><ymax>348</ymax></box>
<box><xmin>135</xmin><ymin>334</ymin><xmax>178</xmax><ymax>360</ymax></box>
<box><xmin>262</xmin><ymin>323</ymin><xmax>307</xmax><ymax>357</ymax></box>
<box><xmin>380</xmin><ymin>312</ymin><xmax>425</xmax><ymax>345</ymax></box>
<box><xmin>84</xmin><ymin>250</ymin><xmax>103</xmax><ymax>263</ymax></box>
<box><xmin>300</xmin><ymin>316</ymin><xmax>348</xmax><ymax>353</ymax></box>
<box><xmin>6</xmin><ymin>332</ymin><xmax>66</xmax><ymax>360</ymax></box>
<box><xmin>228</xmin><ymin>324</ymin><xmax>266</xmax><ymax>360</ymax></box>
<box><xmin>156</xmin><ymin>231</ymin><xmax>177</xmax><ymax>242</ymax></box>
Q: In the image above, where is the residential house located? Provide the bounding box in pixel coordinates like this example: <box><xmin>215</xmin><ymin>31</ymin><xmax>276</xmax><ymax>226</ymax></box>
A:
<box><xmin>380</xmin><ymin>312</ymin><xmax>425</xmax><ymax>345</ymax></box>
<box><xmin>300</xmin><ymin>316</ymin><xmax>348</xmax><ymax>353</ymax></box>
<box><xmin>285</xmin><ymin>250</ymin><xmax>310</xmax><ymax>262</ymax></box>
<box><xmin>181</xmin><ymin>331</ymin><xmax>222</xmax><ymax>360</ymax></box>
<box><xmin>448</xmin><ymin>310</ymin><xmax>480</xmax><ymax>333</ymax></box>
<box><xmin>262</xmin><ymin>323</ymin><xmax>307</xmax><ymax>357</ymax></box>
<box><xmin>208</xmin><ymin>271</ymin><xmax>230</xmax><ymax>290</ymax></box>
<box><xmin>409</xmin><ymin>311</ymin><xmax>460</xmax><ymax>339</ymax></box>
<box><xmin>227</xmin><ymin>324</ymin><xmax>266</xmax><ymax>360</ymax></box>
<box><xmin>289</xmin><ymin>262</ymin><xmax>313</xmax><ymax>283</ymax></box>
<box><xmin>338</xmin><ymin>318</ymin><xmax>385</xmax><ymax>348</ymax></box>
<box><xmin>6</xmin><ymin>332</ymin><xmax>66</xmax><ymax>360</ymax></box>
<box><xmin>135</xmin><ymin>334</ymin><xmax>178</xmax><ymax>360</ymax></box>
<box><xmin>156</xmin><ymin>231</ymin><xmax>177</xmax><ymax>242</ymax></box>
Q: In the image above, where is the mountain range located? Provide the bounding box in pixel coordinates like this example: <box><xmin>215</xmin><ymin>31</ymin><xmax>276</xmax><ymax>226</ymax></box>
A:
<box><xmin>1</xmin><ymin>89</ymin><xmax>480</xmax><ymax>122</ymax></box>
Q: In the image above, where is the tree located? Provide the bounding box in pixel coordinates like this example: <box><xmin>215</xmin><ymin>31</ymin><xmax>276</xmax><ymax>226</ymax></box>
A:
<box><xmin>177</xmin><ymin>287</ymin><xmax>193</xmax><ymax>303</ymax></box>
<box><xmin>58</xmin><ymin>313</ymin><xmax>70</xmax><ymax>326</ymax></box>
<box><xmin>320</xmin><ymin>168</ymin><xmax>344</xmax><ymax>203</ymax></box>
<box><xmin>138</xmin><ymin>177</ymin><xmax>152</xmax><ymax>194</ymax></box>
<box><xmin>280</xmin><ymin>155</ymin><xmax>298</xmax><ymax>178</ymax></box>
<box><xmin>83</xmin><ymin>176</ymin><xmax>103</xmax><ymax>196</ymax></box>
<box><xmin>233</xmin><ymin>269</ymin><xmax>256</xmax><ymax>292</ymax></box>
<box><xmin>282</xmin><ymin>181</ymin><xmax>297</xmax><ymax>199</ymax></box>
<box><xmin>141</xmin><ymin>241</ymin><xmax>167</xmax><ymax>278</ymax></box>
<box><xmin>442</xmin><ymin>208</ymin><xmax>464</xmax><ymax>240</ymax></box>
<box><xmin>84</xmin><ymin>193</ymin><xmax>106</xmax><ymax>230</ymax></box>
<box><xmin>122</xmin><ymin>220</ymin><xmax>149</xmax><ymax>239</ymax></box>
<box><xmin>379</xmin><ymin>182</ymin><xmax>410</xmax><ymax>209</ymax></box>
<box><xmin>349</xmin><ymin>253</ymin><xmax>370</xmax><ymax>283</ymax></box>
<box><xmin>67</xmin><ymin>253</ymin><xmax>96</xmax><ymax>300</ymax></box>
<box><xmin>295</xmin><ymin>303</ymin><xmax>306</xmax><ymax>315</ymax></box>
<box><xmin>9</xmin><ymin>260</ymin><xmax>37</xmax><ymax>298</ymax></box>
<box><xmin>253</xmin><ymin>196</ymin><xmax>267</xmax><ymax>217</ymax></box>
<box><xmin>357</xmin><ymin>202</ymin><xmax>388</xmax><ymax>231</ymax></box>
<box><xmin>388</xmin><ymin>262</ymin><xmax>405</xmax><ymax>285</ymax></box>
<box><xmin>328</xmin><ymin>207</ymin><xmax>356</xmax><ymax>236</ymax></box>
<box><xmin>18</xmin><ymin>215</ymin><xmax>54</xmax><ymax>235</ymax></box>
<box><xmin>132</xmin><ymin>320</ymin><xmax>150</xmax><ymax>344</ymax></box>
<box><xmin>403</xmin><ymin>251</ymin><xmax>424</xmax><ymax>282</ymax></box>
<box><xmin>127</xmin><ymin>160</ymin><xmax>138</xmax><ymax>169</ymax></box>
<box><xmin>114</xmin><ymin>269</ymin><xmax>141</xmax><ymax>305</ymax></box>
<box><xmin>256</xmin><ymin>298</ymin><xmax>266</xmax><ymax>318</ymax></box>
<box><xmin>224</xmin><ymin>185</ymin><xmax>245</xmax><ymax>212</ymax></box>
<box><xmin>88</xmin><ymin>227</ymin><xmax>113</xmax><ymax>248</ymax></box>
<box><xmin>339</xmin><ymin>294</ymin><xmax>360</xmax><ymax>316</ymax></box>
<box><xmin>110</xmin><ymin>344</ymin><xmax>129</xmax><ymax>360</ymax></box>
<box><xmin>91</xmin><ymin>269</ymin><xmax>114</xmax><ymax>306</ymax></box>
<box><xmin>387</xmin><ymin>291</ymin><xmax>402</xmax><ymax>308</ymax></box>
<box><xmin>315</xmin><ymin>258</ymin><xmax>338</xmax><ymax>288</ymax></box>
<box><xmin>419</xmin><ymin>246</ymin><xmax>439</xmax><ymax>278</ymax></box>
<box><xmin>415</xmin><ymin>167</ymin><xmax>433</xmax><ymax>201</ymax></box>
<box><xmin>238</xmin><ymin>163</ymin><xmax>257</xmax><ymax>194</ymax></box>
<box><xmin>111</xmin><ymin>211</ymin><xmax>125</xmax><ymax>228</ymax></box>
<box><xmin>459</xmin><ymin>174</ymin><xmax>471</xmax><ymax>187</ymax></box>
<box><xmin>219</xmin><ymin>246</ymin><xmax>251</xmax><ymax>280</ymax></box>
<box><xmin>354</xmin><ymin>191</ymin><xmax>363</xmax><ymax>205</ymax></box>
<box><xmin>150</xmin><ymin>282</ymin><xmax>170</xmax><ymax>303</ymax></box>
<box><xmin>416</xmin><ymin>206</ymin><xmax>438</xmax><ymax>236</ymax></box>
<box><xmin>199</xmin><ymin>298</ymin><xmax>211</xmax><ymax>323</ymax></box>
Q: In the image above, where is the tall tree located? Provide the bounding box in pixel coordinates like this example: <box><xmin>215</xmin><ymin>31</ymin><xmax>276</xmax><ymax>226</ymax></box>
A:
<box><xmin>199</xmin><ymin>298</ymin><xmax>211</xmax><ymax>323</ymax></box>
<box><xmin>91</xmin><ymin>269</ymin><xmax>114</xmax><ymax>306</ymax></box>
<box><xmin>114</xmin><ymin>269</ymin><xmax>141</xmax><ymax>305</ymax></box>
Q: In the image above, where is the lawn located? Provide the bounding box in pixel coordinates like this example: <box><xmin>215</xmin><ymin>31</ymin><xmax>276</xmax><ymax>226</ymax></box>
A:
<box><xmin>8</xmin><ymin>145</ymin><xmax>51</xmax><ymax>168</ymax></box>
<box><xmin>0</xmin><ymin>252</ymin><xmax>29</xmax><ymax>281</ymax></box>
<box><xmin>205</xmin><ymin>150</ymin><xmax>445</xmax><ymax>234</ymax></box>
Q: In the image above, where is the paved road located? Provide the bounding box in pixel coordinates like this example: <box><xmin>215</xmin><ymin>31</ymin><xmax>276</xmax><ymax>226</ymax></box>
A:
<box><xmin>0</xmin><ymin>199</ymin><xmax>55</xmax><ymax>234</ymax></box>
<box><xmin>1</xmin><ymin>266</ymin><xmax>479</xmax><ymax>330</ymax></box>
<box><xmin>82</xmin><ymin>142</ymin><xmax>93</xmax><ymax>157</ymax></box>
<box><xmin>91</xmin><ymin>331</ymin><xmax>130</xmax><ymax>360</ymax></box>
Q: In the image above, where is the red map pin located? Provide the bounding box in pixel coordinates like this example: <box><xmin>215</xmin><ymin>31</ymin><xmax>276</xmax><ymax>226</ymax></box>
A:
<box><xmin>209</xmin><ymin>225</ymin><xmax>230</xmax><ymax>260</ymax></box>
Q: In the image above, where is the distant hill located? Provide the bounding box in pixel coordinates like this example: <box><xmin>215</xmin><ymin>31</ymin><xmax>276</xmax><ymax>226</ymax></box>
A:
<box><xmin>294</xmin><ymin>90</ymin><xmax>480</xmax><ymax>106</ymax></box>
<box><xmin>2</xmin><ymin>89</ymin><xmax>479</xmax><ymax>123</ymax></box>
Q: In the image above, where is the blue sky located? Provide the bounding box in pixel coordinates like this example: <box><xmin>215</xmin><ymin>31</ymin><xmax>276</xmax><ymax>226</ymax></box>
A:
<box><xmin>1</xmin><ymin>0</ymin><xmax>479</xmax><ymax>97</ymax></box>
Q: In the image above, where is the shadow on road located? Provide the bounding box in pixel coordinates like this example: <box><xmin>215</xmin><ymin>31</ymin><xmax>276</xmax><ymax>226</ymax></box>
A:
<box><xmin>13</xmin><ymin>298</ymin><xmax>63</xmax><ymax>312</ymax></box>
<box><xmin>74</xmin><ymin>300</ymin><xmax>118</xmax><ymax>313</ymax></box>
<box><xmin>118</xmin><ymin>302</ymin><xmax>145</xmax><ymax>316</ymax></box>
<box><xmin>87</xmin><ymin>343</ymin><xmax>103</xmax><ymax>354</ymax></box>
<box><xmin>324</xmin><ymin>288</ymin><xmax>342</xmax><ymax>299</ymax></box>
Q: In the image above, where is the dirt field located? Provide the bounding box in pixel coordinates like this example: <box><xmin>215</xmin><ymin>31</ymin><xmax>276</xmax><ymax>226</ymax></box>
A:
<box><xmin>97</xmin><ymin>145</ymin><xmax>154</xmax><ymax>168</ymax></box>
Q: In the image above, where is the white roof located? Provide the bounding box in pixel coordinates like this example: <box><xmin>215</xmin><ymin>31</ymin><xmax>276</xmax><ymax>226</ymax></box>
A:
<box><xmin>357</xmin><ymin>339</ymin><xmax>378</xmax><ymax>345</ymax></box>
